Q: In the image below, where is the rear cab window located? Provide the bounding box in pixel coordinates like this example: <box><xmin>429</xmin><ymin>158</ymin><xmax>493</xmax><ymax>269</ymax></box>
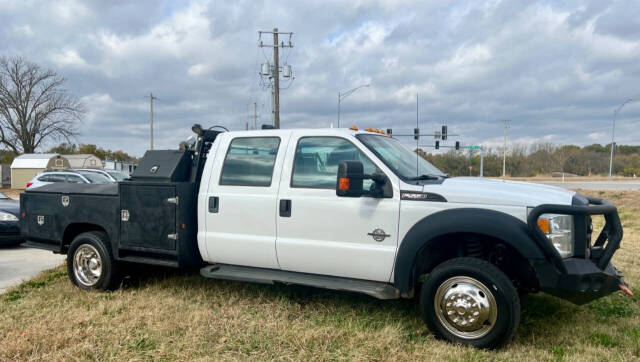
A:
<box><xmin>219</xmin><ymin>137</ymin><xmax>281</xmax><ymax>187</ymax></box>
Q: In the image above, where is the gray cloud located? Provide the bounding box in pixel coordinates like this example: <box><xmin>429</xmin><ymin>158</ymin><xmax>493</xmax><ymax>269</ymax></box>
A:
<box><xmin>1</xmin><ymin>0</ymin><xmax>639</xmax><ymax>155</ymax></box>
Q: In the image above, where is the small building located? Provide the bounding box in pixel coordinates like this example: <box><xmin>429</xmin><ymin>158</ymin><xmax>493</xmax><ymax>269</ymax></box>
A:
<box><xmin>10</xmin><ymin>154</ymin><xmax>70</xmax><ymax>189</ymax></box>
<box><xmin>64</xmin><ymin>154</ymin><xmax>103</xmax><ymax>169</ymax></box>
<box><xmin>104</xmin><ymin>160</ymin><xmax>137</xmax><ymax>173</ymax></box>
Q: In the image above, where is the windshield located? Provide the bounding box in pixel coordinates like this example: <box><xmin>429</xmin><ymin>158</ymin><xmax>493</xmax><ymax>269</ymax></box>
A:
<box><xmin>357</xmin><ymin>134</ymin><xmax>445</xmax><ymax>180</ymax></box>
<box><xmin>77</xmin><ymin>171</ymin><xmax>112</xmax><ymax>184</ymax></box>
<box><xmin>106</xmin><ymin>171</ymin><xmax>129</xmax><ymax>181</ymax></box>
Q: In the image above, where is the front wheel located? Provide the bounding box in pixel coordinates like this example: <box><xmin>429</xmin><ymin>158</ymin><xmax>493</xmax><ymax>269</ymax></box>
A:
<box><xmin>67</xmin><ymin>231</ymin><xmax>120</xmax><ymax>290</ymax></box>
<box><xmin>420</xmin><ymin>257</ymin><xmax>520</xmax><ymax>349</ymax></box>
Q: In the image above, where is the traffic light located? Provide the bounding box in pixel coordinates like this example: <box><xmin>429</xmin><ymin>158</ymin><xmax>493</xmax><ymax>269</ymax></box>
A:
<box><xmin>413</xmin><ymin>128</ymin><xmax>419</xmax><ymax>140</ymax></box>
<box><xmin>441</xmin><ymin>125</ymin><xmax>448</xmax><ymax>140</ymax></box>
<box><xmin>435</xmin><ymin>140</ymin><xmax>440</xmax><ymax>149</ymax></box>
<box><xmin>455</xmin><ymin>141</ymin><xmax>460</xmax><ymax>150</ymax></box>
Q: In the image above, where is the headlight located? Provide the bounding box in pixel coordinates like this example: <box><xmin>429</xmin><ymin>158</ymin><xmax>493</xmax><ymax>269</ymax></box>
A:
<box><xmin>0</xmin><ymin>212</ymin><xmax>18</xmax><ymax>221</ymax></box>
<box><xmin>537</xmin><ymin>214</ymin><xmax>574</xmax><ymax>258</ymax></box>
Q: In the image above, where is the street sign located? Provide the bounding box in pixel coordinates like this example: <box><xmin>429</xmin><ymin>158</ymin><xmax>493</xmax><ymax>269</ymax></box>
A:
<box><xmin>465</xmin><ymin>145</ymin><xmax>482</xmax><ymax>150</ymax></box>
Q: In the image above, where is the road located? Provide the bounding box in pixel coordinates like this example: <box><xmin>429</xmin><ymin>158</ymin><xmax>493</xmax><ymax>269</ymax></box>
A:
<box><xmin>536</xmin><ymin>180</ymin><xmax>640</xmax><ymax>191</ymax></box>
<box><xmin>0</xmin><ymin>245</ymin><xmax>65</xmax><ymax>294</ymax></box>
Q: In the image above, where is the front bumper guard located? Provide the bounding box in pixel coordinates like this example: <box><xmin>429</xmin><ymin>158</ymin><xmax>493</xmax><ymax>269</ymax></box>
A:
<box><xmin>527</xmin><ymin>196</ymin><xmax>627</xmax><ymax>305</ymax></box>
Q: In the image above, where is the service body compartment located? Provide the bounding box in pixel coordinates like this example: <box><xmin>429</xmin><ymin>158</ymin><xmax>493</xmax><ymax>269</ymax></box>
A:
<box><xmin>120</xmin><ymin>184</ymin><xmax>177</xmax><ymax>250</ymax></box>
<box><xmin>21</xmin><ymin>184</ymin><xmax>120</xmax><ymax>250</ymax></box>
<box><xmin>117</xmin><ymin>181</ymin><xmax>201</xmax><ymax>267</ymax></box>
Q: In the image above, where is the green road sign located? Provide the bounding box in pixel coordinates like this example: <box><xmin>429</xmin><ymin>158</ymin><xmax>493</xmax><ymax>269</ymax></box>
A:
<box><xmin>465</xmin><ymin>145</ymin><xmax>482</xmax><ymax>150</ymax></box>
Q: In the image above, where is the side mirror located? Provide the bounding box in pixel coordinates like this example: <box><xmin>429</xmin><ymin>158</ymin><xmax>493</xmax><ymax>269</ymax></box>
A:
<box><xmin>336</xmin><ymin>160</ymin><xmax>364</xmax><ymax>197</ymax></box>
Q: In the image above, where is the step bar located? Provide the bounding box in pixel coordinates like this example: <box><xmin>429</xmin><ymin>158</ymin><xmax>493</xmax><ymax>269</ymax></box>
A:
<box><xmin>200</xmin><ymin>264</ymin><xmax>400</xmax><ymax>300</ymax></box>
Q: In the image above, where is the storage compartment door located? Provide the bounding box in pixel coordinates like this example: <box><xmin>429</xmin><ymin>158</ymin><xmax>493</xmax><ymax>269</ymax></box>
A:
<box><xmin>120</xmin><ymin>185</ymin><xmax>176</xmax><ymax>250</ymax></box>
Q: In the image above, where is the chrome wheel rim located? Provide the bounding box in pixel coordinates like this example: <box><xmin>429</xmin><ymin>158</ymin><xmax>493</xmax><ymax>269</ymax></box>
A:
<box><xmin>73</xmin><ymin>244</ymin><xmax>102</xmax><ymax>287</ymax></box>
<box><xmin>434</xmin><ymin>276</ymin><xmax>497</xmax><ymax>339</ymax></box>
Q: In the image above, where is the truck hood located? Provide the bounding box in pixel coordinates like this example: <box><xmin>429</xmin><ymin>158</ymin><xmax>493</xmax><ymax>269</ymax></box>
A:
<box><xmin>423</xmin><ymin>177</ymin><xmax>575</xmax><ymax>207</ymax></box>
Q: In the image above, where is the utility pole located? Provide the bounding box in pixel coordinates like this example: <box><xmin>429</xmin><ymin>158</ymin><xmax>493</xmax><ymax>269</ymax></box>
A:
<box><xmin>273</xmin><ymin>28</ymin><xmax>280</xmax><ymax>128</ymax></box>
<box><xmin>146</xmin><ymin>92</ymin><xmax>158</xmax><ymax>150</ymax></box>
<box><xmin>502</xmin><ymin>120</ymin><xmax>510</xmax><ymax>178</ymax></box>
<box><xmin>416</xmin><ymin>93</ymin><xmax>419</xmax><ymax>176</ymax></box>
<box><xmin>253</xmin><ymin>102</ymin><xmax>258</xmax><ymax>130</ymax></box>
<box><xmin>258</xmin><ymin>28</ymin><xmax>293</xmax><ymax>129</ymax></box>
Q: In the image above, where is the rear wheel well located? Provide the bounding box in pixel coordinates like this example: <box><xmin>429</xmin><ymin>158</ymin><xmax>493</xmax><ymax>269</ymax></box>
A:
<box><xmin>413</xmin><ymin>232</ymin><xmax>539</xmax><ymax>294</ymax></box>
<box><xmin>62</xmin><ymin>224</ymin><xmax>108</xmax><ymax>253</ymax></box>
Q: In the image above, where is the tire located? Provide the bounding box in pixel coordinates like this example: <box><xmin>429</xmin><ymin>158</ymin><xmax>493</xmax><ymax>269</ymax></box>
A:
<box><xmin>67</xmin><ymin>231</ymin><xmax>120</xmax><ymax>291</ymax></box>
<box><xmin>420</xmin><ymin>257</ymin><xmax>520</xmax><ymax>349</ymax></box>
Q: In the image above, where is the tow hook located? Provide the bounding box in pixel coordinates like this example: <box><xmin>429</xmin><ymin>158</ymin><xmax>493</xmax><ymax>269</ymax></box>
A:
<box><xmin>619</xmin><ymin>283</ymin><xmax>633</xmax><ymax>297</ymax></box>
<box><xmin>615</xmin><ymin>269</ymin><xmax>633</xmax><ymax>297</ymax></box>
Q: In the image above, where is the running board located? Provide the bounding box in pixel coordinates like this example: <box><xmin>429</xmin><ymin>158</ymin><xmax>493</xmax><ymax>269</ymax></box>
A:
<box><xmin>200</xmin><ymin>264</ymin><xmax>400</xmax><ymax>300</ymax></box>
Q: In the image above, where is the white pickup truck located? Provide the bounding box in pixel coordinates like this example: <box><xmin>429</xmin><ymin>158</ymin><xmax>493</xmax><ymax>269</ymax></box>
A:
<box><xmin>21</xmin><ymin>125</ymin><xmax>629</xmax><ymax>348</ymax></box>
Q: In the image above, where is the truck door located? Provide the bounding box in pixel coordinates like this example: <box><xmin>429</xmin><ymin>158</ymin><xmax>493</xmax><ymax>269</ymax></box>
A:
<box><xmin>275</xmin><ymin>134</ymin><xmax>400</xmax><ymax>282</ymax></box>
<box><xmin>201</xmin><ymin>133</ymin><xmax>289</xmax><ymax>269</ymax></box>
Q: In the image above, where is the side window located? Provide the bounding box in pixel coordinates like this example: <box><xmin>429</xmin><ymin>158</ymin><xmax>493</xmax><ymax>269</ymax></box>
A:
<box><xmin>219</xmin><ymin>137</ymin><xmax>280</xmax><ymax>187</ymax></box>
<box><xmin>38</xmin><ymin>175</ymin><xmax>51</xmax><ymax>182</ymax></box>
<box><xmin>291</xmin><ymin>137</ymin><xmax>378</xmax><ymax>189</ymax></box>
<box><xmin>67</xmin><ymin>174</ymin><xmax>84</xmax><ymax>183</ymax></box>
<box><xmin>50</xmin><ymin>174</ymin><xmax>66</xmax><ymax>182</ymax></box>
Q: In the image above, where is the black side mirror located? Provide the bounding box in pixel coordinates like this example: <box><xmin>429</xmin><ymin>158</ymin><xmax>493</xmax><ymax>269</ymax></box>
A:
<box><xmin>336</xmin><ymin>160</ymin><xmax>364</xmax><ymax>197</ymax></box>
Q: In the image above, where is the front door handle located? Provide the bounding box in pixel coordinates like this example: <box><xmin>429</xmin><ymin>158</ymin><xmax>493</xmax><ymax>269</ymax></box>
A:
<box><xmin>279</xmin><ymin>199</ymin><xmax>291</xmax><ymax>217</ymax></box>
<box><xmin>209</xmin><ymin>196</ymin><xmax>219</xmax><ymax>213</ymax></box>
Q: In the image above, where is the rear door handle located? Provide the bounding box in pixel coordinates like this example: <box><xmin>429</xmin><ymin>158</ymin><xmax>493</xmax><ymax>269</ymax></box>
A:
<box><xmin>209</xmin><ymin>196</ymin><xmax>219</xmax><ymax>213</ymax></box>
<box><xmin>279</xmin><ymin>199</ymin><xmax>291</xmax><ymax>217</ymax></box>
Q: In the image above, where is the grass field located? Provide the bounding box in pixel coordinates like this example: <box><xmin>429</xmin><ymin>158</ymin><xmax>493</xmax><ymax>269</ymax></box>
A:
<box><xmin>1</xmin><ymin>190</ymin><xmax>638</xmax><ymax>361</ymax></box>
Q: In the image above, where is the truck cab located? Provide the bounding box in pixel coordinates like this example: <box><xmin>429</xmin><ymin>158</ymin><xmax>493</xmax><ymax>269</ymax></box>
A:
<box><xmin>198</xmin><ymin>128</ymin><xmax>402</xmax><ymax>281</ymax></box>
<box><xmin>20</xmin><ymin>126</ymin><xmax>629</xmax><ymax>349</ymax></box>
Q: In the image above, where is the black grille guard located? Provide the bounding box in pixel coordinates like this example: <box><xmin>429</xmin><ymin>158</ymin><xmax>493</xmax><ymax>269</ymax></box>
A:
<box><xmin>527</xmin><ymin>197</ymin><xmax>623</xmax><ymax>274</ymax></box>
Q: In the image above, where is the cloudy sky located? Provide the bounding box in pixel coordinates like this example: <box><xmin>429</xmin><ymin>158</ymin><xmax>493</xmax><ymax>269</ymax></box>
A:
<box><xmin>1</xmin><ymin>0</ymin><xmax>640</xmax><ymax>156</ymax></box>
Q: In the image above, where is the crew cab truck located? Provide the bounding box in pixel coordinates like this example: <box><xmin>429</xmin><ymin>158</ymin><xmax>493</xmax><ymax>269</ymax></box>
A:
<box><xmin>20</xmin><ymin>125</ymin><xmax>630</xmax><ymax>348</ymax></box>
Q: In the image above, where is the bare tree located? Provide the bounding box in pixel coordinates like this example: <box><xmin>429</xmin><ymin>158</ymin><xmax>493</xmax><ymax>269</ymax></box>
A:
<box><xmin>0</xmin><ymin>56</ymin><xmax>84</xmax><ymax>154</ymax></box>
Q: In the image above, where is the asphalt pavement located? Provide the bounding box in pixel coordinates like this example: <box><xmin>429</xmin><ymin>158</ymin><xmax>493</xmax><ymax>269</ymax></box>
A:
<box><xmin>536</xmin><ymin>180</ymin><xmax>640</xmax><ymax>191</ymax></box>
<box><xmin>0</xmin><ymin>245</ymin><xmax>65</xmax><ymax>294</ymax></box>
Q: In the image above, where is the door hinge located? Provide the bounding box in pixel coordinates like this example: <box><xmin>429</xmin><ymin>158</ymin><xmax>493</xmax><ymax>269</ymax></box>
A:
<box><xmin>167</xmin><ymin>233</ymin><xmax>178</xmax><ymax>240</ymax></box>
<box><xmin>167</xmin><ymin>197</ymin><xmax>179</xmax><ymax>205</ymax></box>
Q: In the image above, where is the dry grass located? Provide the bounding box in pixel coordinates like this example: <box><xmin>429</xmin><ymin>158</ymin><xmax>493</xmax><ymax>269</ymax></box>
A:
<box><xmin>1</xmin><ymin>190</ymin><xmax>639</xmax><ymax>361</ymax></box>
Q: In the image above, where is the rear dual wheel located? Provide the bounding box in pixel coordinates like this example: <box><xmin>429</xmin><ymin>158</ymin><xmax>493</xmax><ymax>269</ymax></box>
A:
<box><xmin>420</xmin><ymin>257</ymin><xmax>520</xmax><ymax>349</ymax></box>
<box><xmin>67</xmin><ymin>231</ymin><xmax>120</xmax><ymax>290</ymax></box>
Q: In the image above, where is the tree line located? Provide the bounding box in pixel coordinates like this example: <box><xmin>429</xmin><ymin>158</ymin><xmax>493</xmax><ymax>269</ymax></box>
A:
<box><xmin>420</xmin><ymin>143</ymin><xmax>640</xmax><ymax>177</ymax></box>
